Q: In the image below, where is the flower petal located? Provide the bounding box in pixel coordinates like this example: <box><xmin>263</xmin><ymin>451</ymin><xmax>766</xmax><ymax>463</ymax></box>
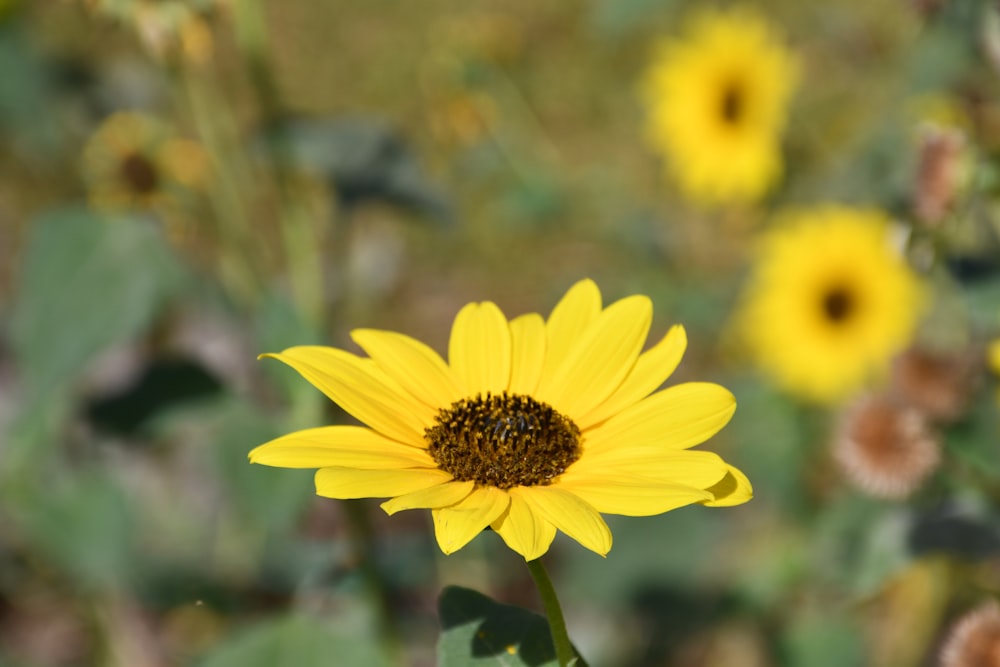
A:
<box><xmin>314</xmin><ymin>467</ymin><xmax>452</xmax><ymax>499</ymax></box>
<box><xmin>542</xmin><ymin>279</ymin><xmax>602</xmax><ymax>381</ymax></box>
<box><xmin>380</xmin><ymin>480</ymin><xmax>475</xmax><ymax>515</ymax></box>
<box><xmin>514</xmin><ymin>486</ymin><xmax>611</xmax><ymax>556</ymax></box>
<box><xmin>449</xmin><ymin>301</ymin><xmax>512</xmax><ymax>395</ymax></box>
<box><xmin>584</xmin><ymin>382</ymin><xmax>736</xmax><ymax>454</ymax></box>
<box><xmin>432</xmin><ymin>486</ymin><xmax>511</xmax><ymax>554</ymax></box>
<box><xmin>491</xmin><ymin>492</ymin><xmax>558</xmax><ymax>561</ymax></box>
<box><xmin>350</xmin><ymin>329</ymin><xmax>463</xmax><ymax>409</ymax></box>
<box><xmin>701</xmin><ymin>465</ymin><xmax>753</xmax><ymax>507</ymax></box>
<box><xmin>569</xmin><ymin>449</ymin><xmax>729</xmax><ymax>489</ymax></box>
<box><xmin>578</xmin><ymin>325</ymin><xmax>687</xmax><ymax>429</ymax></box>
<box><xmin>249</xmin><ymin>426</ymin><xmax>435</xmax><ymax>469</ymax></box>
<box><xmin>263</xmin><ymin>347</ymin><xmax>433</xmax><ymax>444</ymax></box>
<box><xmin>537</xmin><ymin>295</ymin><xmax>652</xmax><ymax>420</ymax></box>
<box><xmin>508</xmin><ymin>313</ymin><xmax>546</xmax><ymax>395</ymax></box>
<box><xmin>556</xmin><ymin>474</ymin><xmax>712</xmax><ymax>516</ymax></box>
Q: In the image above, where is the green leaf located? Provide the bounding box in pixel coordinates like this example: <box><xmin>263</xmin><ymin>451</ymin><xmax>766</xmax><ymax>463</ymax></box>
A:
<box><xmin>12</xmin><ymin>470</ymin><xmax>134</xmax><ymax>592</ymax></box>
<box><xmin>198</xmin><ymin>612</ymin><xmax>390</xmax><ymax>667</ymax></box>
<box><xmin>780</xmin><ymin>608</ymin><xmax>865</xmax><ymax>667</ymax></box>
<box><xmin>438</xmin><ymin>586</ymin><xmax>560</xmax><ymax>667</ymax></box>
<box><xmin>8</xmin><ymin>208</ymin><xmax>182</xmax><ymax>395</ymax></box>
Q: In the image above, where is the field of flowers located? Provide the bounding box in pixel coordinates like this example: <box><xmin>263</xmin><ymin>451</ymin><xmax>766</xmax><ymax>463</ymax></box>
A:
<box><xmin>2</xmin><ymin>1</ymin><xmax>1000</xmax><ymax>665</ymax></box>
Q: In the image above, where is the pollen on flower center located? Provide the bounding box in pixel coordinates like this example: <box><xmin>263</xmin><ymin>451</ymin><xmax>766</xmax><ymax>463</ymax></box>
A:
<box><xmin>822</xmin><ymin>285</ymin><xmax>855</xmax><ymax>323</ymax></box>
<box><xmin>425</xmin><ymin>392</ymin><xmax>582</xmax><ymax>490</ymax></box>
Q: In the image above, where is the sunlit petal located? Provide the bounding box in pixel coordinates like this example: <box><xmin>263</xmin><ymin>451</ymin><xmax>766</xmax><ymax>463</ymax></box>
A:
<box><xmin>263</xmin><ymin>347</ymin><xmax>433</xmax><ymax>443</ymax></box>
<box><xmin>508</xmin><ymin>313</ymin><xmax>546</xmax><ymax>395</ymax></box>
<box><xmin>449</xmin><ymin>301</ymin><xmax>512</xmax><ymax>394</ymax></box>
<box><xmin>432</xmin><ymin>486</ymin><xmax>511</xmax><ymax>554</ymax></box>
<box><xmin>537</xmin><ymin>295</ymin><xmax>652</xmax><ymax>421</ymax></box>
<box><xmin>584</xmin><ymin>382</ymin><xmax>736</xmax><ymax>454</ymax></box>
<box><xmin>250</xmin><ymin>426</ymin><xmax>435</xmax><ymax>469</ymax></box>
<box><xmin>351</xmin><ymin>329</ymin><xmax>463</xmax><ymax>409</ymax></box>
<box><xmin>579</xmin><ymin>325</ymin><xmax>687</xmax><ymax>429</ymax></box>
<box><xmin>515</xmin><ymin>486</ymin><xmax>611</xmax><ymax>556</ymax></box>
<box><xmin>702</xmin><ymin>465</ymin><xmax>754</xmax><ymax>507</ymax></box>
<box><xmin>557</xmin><ymin>473</ymin><xmax>712</xmax><ymax>516</ymax></box>
<box><xmin>491</xmin><ymin>491</ymin><xmax>558</xmax><ymax>561</ymax></box>
<box><xmin>315</xmin><ymin>467</ymin><xmax>451</xmax><ymax>499</ymax></box>
<box><xmin>542</xmin><ymin>279</ymin><xmax>602</xmax><ymax>382</ymax></box>
<box><xmin>381</xmin><ymin>480</ymin><xmax>475</xmax><ymax>515</ymax></box>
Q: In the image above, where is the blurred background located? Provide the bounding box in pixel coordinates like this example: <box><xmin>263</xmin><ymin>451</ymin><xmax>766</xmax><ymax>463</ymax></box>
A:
<box><xmin>2</xmin><ymin>0</ymin><xmax>1000</xmax><ymax>665</ymax></box>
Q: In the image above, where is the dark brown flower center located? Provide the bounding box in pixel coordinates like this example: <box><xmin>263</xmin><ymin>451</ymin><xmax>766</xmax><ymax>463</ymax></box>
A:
<box><xmin>822</xmin><ymin>285</ymin><xmax>855</xmax><ymax>323</ymax></box>
<box><xmin>425</xmin><ymin>392</ymin><xmax>581</xmax><ymax>489</ymax></box>
<box><xmin>720</xmin><ymin>81</ymin><xmax>745</xmax><ymax>125</ymax></box>
<box><xmin>120</xmin><ymin>152</ymin><xmax>159</xmax><ymax>194</ymax></box>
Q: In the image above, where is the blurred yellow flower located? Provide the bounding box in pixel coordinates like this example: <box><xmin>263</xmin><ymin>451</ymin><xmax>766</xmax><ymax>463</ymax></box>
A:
<box><xmin>81</xmin><ymin>111</ymin><xmax>209</xmax><ymax>215</ymax></box>
<box><xmin>988</xmin><ymin>339</ymin><xmax>1000</xmax><ymax>376</ymax></box>
<box><xmin>250</xmin><ymin>279</ymin><xmax>751</xmax><ymax>560</ymax></box>
<box><xmin>640</xmin><ymin>8</ymin><xmax>798</xmax><ymax>205</ymax></box>
<box><xmin>734</xmin><ymin>207</ymin><xmax>925</xmax><ymax>403</ymax></box>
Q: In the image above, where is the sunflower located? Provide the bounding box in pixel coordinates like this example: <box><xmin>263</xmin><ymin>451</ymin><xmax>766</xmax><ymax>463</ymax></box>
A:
<box><xmin>734</xmin><ymin>206</ymin><xmax>925</xmax><ymax>404</ymax></box>
<box><xmin>250</xmin><ymin>280</ymin><xmax>751</xmax><ymax>560</ymax></box>
<box><xmin>640</xmin><ymin>7</ymin><xmax>798</xmax><ymax>205</ymax></box>
<box><xmin>81</xmin><ymin>111</ymin><xmax>209</xmax><ymax>215</ymax></box>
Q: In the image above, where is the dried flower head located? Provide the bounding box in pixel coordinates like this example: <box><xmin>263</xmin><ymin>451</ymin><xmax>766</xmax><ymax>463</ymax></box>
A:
<box><xmin>940</xmin><ymin>601</ymin><xmax>1000</xmax><ymax>667</ymax></box>
<box><xmin>833</xmin><ymin>394</ymin><xmax>940</xmax><ymax>499</ymax></box>
<box><xmin>912</xmin><ymin>124</ymin><xmax>967</xmax><ymax>226</ymax></box>
<box><xmin>891</xmin><ymin>346</ymin><xmax>982</xmax><ymax>423</ymax></box>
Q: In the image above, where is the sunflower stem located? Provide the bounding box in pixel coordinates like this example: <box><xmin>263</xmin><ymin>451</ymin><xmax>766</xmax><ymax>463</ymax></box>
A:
<box><xmin>526</xmin><ymin>558</ymin><xmax>581</xmax><ymax>667</ymax></box>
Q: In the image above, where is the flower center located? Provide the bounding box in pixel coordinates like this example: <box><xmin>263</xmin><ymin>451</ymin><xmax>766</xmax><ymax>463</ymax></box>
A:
<box><xmin>425</xmin><ymin>392</ymin><xmax>582</xmax><ymax>489</ymax></box>
<box><xmin>719</xmin><ymin>81</ymin><xmax>745</xmax><ymax>125</ymax></box>
<box><xmin>120</xmin><ymin>153</ymin><xmax>159</xmax><ymax>194</ymax></box>
<box><xmin>822</xmin><ymin>285</ymin><xmax>855</xmax><ymax>323</ymax></box>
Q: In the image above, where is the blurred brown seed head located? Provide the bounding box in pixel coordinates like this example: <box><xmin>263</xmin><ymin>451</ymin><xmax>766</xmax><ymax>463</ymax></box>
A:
<box><xmin>940</xmin><ymin>601</ymin><xmax>1000</xmax><ymax>667</ymax></box>
<box><xmin>833</xmin><ymin>394</ymin><xmax>940</xmax><ymax>500</ymax></box>
<box><xmin>912</xmin><ymin>124</ymin><xmax>967</xmax><ymax>227</ymax></box>
<box><xmin>891</xmin><ymin>346</ymin><xmax>983</xmax><ymax>423</ymax></box>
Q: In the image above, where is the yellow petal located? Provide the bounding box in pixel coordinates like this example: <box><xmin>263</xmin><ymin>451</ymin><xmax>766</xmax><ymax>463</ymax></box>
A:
<box><xmin>314</xmin><ymin>467</ymin><xmax>452</xmax><ymax>499</ymax></box>
<box><xmin>249</xmin><ymin>426</ymin><xmax>435</xmax><ymax>469</ymax></box>
<box><xmin>508</xmin><ymin>313</ymin><xmax>546</xmax><ymax>395</ymax></box>
<box><xmin>578</xmin><ymin>325</ymin><xmax>687</xmax><ymax>429</ymax></box>
<box><xmin>490</xmin><ymin>492</ymin><xmax>557</xmax><ymax>560</ymax></box>
<box><xmin>537</xmin><ymin>295</ymin><xmax>652</xmax><ymax>420</ymax></box>
<box><xmin>584</xmin><ymin>382</ymin><xmax>736</xmax><ymax>454</ymax></box>
<box><xmin>555</xmin><ymin>474</ymin><xmax>711</xmax><ymax>516</ymax></box>
<box><xmin>569</xmin><ymin>449</ymin><xmax>729</xmax><ymax>489</ymax></box>
<box><xmin>542</xmin><ymin>279</ymin><xmax>602</xmax><ymax>381</ymax></box>
<box><xmin>448</xmin><ymin>301</ymin><xmax>511</xmax><ymax>395</ymax></box>
<box><xmin>263</xmin><ymin>347</ymin><xmax>433</xmax><ymax>444</ymax></box>
<box><xmin>350</xmin><ymin>329</ymin><xmax>463</xmax><ymax>410</ymax></box>
<box><xmin>701</xmin><ymin>465</ymin><xmax>753</xmax><ymax>507</ymax></box>
<box><xmin>432</xmin><ymin>486</ymin><xmax>511</xmax><ymax>554</ymax></box>
<box><xmin>514</xmin><ymin>486</ymin><xmax>611</xmax><ymax>556</ymax></box>
<box><xmin>381</xmin><ymin>480</ymin><xmax>475</xmax><ymax>515</ymax></box>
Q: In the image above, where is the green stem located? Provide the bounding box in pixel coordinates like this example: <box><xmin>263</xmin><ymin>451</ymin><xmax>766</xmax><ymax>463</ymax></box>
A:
<box><xmin>526</xmin><ymin>558</ymin><xmax>580</xmax><ymax>667</ymax></box>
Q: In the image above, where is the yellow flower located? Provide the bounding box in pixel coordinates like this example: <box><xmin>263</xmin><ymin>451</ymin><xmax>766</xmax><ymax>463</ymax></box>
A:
<box><xmin>250</xmin><ymin>280</ymin><xmax>751</xmax><ymax>560</ymax></box>
<box><xmin>988</xmin><ymin>339</ymin><xmax>1000</xmax><ymax>376</ymax></box>
<box><xmin>734</xmin><ymin>206</ymin><xmax>925</xmax><ymax>404</ymax></box>
<box><xmin>640</xmin><ymin>7</ymin><xmax>798</xmax><ymax>205</ymax></box>
<box><xmin>81</xmin><ymin>111</ymin><xmax>209</xmax><ymax>214</ymax></box>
